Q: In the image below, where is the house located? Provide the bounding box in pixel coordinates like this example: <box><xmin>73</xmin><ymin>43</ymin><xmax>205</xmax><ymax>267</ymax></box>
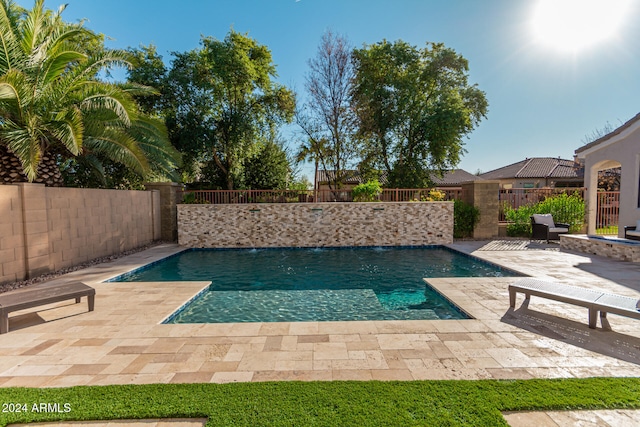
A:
<box><xmin>478</xmin><ymin>157</ymin><xmax>584</xmax><ymax>189</ymax></box>
<box><xmin>575</xmin><ymin>112</ymin><xmax>640</xmax><ymax>237</ymax></box>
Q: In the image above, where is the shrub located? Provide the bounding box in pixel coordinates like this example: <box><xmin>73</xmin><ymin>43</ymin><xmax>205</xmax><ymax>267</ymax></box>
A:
<box><xmin>352</xmin><ymin>180</ymin><xmax>382</xmax><ymax>202</ymax></box>
<box><xmin>181</xmin><ymin>192</ymin><xmax>210</xmax><ymax>204</ymax></box>
<box><xmin>427</xmin><ymin>189</ymin><xmax>446</xmax><ymax>201</ymax></box>
<box><xmin>454</xmin><ymin>199</ymin><xmax>480</xmax><ymax>238</ymax></box>
<box><xmin>504</xmin><ymin>203</ymin><xmax>536</xmax><ymax>237</ymax></box>
<box><xmin>505</xmin><ymin>192</ymin><xmax>585</xmax><ymax>237</ymax></box>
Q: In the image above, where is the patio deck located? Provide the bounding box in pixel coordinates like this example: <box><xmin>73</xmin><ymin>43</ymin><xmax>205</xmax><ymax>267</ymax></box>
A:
<box><xmin>2</xmin><ymin>240</ymin><xmax>640</xmax><ymax>426</ymax></box>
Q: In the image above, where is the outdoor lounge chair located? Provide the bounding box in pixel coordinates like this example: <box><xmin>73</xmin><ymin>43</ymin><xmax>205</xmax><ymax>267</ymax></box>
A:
<box><xmin>0</xmin><ymin>281</ymin><xmax>95</xmax><ymax>334</ymax></box>
<box><xmin>530</xmin><ymin>213</ymin><xmax>569</xmax><ymax>242</ymax></box>
<box><xmin>509</xmin><ymin>278</ymin><xmax>640</xmax><ymax>330</ymax></box>
<box><xmin>624</xmin><ymin>220</ymin><xmax>640</xmax><ymax>241</ymax></box>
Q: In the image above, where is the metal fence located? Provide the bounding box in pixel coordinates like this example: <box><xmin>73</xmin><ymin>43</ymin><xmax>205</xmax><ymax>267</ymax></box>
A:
<box><xmin>595</xmin><ymin>191</ymin><xmax>620</xmax><ymax>234</ymax></box>
<box><xmin>180</xmin><ymin>188</ymin><xmax>464</xmax><ymax>204</ymax></box>
<box><xmin>498</xmin><ymin>188</ymin><xmax>585</xmax><ymax>222</ymax></box>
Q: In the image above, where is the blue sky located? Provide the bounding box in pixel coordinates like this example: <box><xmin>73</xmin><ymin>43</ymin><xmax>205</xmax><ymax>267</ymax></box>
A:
<box><xmin>22</xmin><ymin>0</ymin><xmax>640</xmax><ymax>178</ymax></box>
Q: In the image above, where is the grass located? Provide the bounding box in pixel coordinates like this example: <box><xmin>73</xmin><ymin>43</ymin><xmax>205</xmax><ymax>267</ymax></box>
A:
<box><xmin>1</xmin><ymin>378</ymin><xmax>640</xmax><ymax>426</ymax></box>
<box><xmin>596</xmin><ymin>225</ymin><xmax>619</xmax><ymax>235</ymax></box>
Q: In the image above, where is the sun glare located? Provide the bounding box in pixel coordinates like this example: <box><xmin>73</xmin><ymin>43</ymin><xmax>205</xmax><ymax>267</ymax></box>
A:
<box><xmin>532</xmin><ymin>0</ymin><xmax>630</xmax><ymax>52</ymax></box>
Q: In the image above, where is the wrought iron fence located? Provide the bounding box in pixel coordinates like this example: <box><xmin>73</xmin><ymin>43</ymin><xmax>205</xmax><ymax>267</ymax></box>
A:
<box><xmin>498</xmin><ymin>188</ymin><xmax>585</xmax><ymax>222</ymax></box>
<box><xmin>595</xmin><ymin>191</ymin><xmax>620</xmax><ymax>235</ymax></box>
<box><xmin>180</xmin><ymin>188</ymin><xmax>465</xmax><ymax>204</ymax></box>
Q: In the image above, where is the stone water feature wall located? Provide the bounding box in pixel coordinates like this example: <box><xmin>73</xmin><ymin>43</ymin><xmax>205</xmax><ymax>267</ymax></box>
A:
<box><xmin>560</xmin><ymin>234</ymin><xmax>640</xmax><ymax>262</ymax></box>
<box><xmin>178</xmin><ymin>202</ymin><xmax>453</xmax><ymax>248</ymax></box>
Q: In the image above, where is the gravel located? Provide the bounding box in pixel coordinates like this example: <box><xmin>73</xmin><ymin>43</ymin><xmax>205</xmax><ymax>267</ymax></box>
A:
<box><xmin>0</xmin><ymin>241</ymin><xmax>169</xmax><ymax>294</ymax></box>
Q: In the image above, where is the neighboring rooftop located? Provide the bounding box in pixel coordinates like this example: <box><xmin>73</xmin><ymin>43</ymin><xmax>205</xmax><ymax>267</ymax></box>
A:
<box><xmin>431</xmin><ymin>169</ymin><xmax>480</xmax><ymax>186</ymax></box>
<box><xmin>478</xmin><ymin>157</ymin><xmax>583</xmax><ymax>181</ymax></box>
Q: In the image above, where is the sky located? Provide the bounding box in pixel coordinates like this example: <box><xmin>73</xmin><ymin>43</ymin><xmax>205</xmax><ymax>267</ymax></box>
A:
<box><xmin>19</xmin><ymin>0</ymin><xmax>640</xmax><ymax>179</ymax></box>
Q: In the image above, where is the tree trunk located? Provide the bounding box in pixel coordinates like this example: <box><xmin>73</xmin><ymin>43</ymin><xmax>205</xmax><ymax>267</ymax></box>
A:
<box><xmin>0</xmin><ymin>145</ymin><xmax>64</xmax><ymax>187</ymax></box>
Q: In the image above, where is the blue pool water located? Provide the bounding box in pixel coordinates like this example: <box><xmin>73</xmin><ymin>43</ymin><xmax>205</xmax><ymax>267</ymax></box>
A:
<box><xmin>113</xmin><ymin>246</ymin><xmax>522</xmax><ymax>323</ymax></box>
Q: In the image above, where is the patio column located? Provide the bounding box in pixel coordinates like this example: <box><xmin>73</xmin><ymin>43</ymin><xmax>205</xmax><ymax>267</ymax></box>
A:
<box><xmin>461</xmin><ymin>180</ymin><xmax>500</xmax><ymax>239</ymax></box>
<box><xmin>144</xmin><ymin>182</ymin><xmax>182</xmax><ymax>242</ymax></box>
<box><xmin>583</xmin><ymin>161</ymin><xmax>599</xmax><ymax>235</ymax></box>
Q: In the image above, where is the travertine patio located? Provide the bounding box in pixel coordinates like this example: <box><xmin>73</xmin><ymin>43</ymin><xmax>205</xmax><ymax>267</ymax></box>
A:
<box><xmin>2</xmin><ymin>240</ymin><xmax>640</xmax><ymax>425</ymax></box>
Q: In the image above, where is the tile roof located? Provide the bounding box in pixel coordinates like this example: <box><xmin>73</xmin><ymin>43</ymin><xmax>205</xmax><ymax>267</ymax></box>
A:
<box><xmin>431</xmin><ymin>169</ymin><xmax>480</xmax><ymax>185</ymax></box>
<box><xmin>479</xmin><ymin>157</ymin><xmax>583</xmax><ymax>180</ymax></box>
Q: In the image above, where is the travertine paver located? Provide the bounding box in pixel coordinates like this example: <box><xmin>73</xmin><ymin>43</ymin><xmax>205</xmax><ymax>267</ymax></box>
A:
<box><xmin>2</xmin><ymin>241</ymin><xmax>640</xmax><ymax>426</ymax></box>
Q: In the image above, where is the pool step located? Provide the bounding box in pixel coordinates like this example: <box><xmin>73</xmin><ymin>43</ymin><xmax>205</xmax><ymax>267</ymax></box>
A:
<box><xmin>168</xmin><ymin>289</ymin><xmax>438</xmax><ymax>323</ymax></box>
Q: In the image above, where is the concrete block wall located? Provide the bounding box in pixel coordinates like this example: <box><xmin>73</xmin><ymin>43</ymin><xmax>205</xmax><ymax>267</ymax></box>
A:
<box><xmin>461</xmin><ymin>181</ymin><xmax>500</xmax><ymax>239</ymax></box>
<box><xmin>0</xmin><ymin>184</ymin><xmax>161</xmax><ymax>284</ymax></box>
<box><xmin>178</xmin><ymin>202</ymin><xmax>453</xmax><ymax>248</ymax></box>
<box><xmin>0</xmin><ymin>185</ymin><xmax>26</xmax><ymax>284</ymax></box>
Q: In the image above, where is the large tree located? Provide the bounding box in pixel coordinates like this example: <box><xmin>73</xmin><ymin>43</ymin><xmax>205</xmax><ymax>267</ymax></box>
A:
<box><xmin>352</xmin><ymin>40</ymin><xmax>488</xmax><ymax>188</ymax></box>
<box><xmin>147</xmin><ymin>31</ymin><xmax>295</xmax><ymax>190</ymax></box>
<box><xmin>296</xmin><ymin>31</ymin><xmax>357</xmax><ymax>192</ymax></box>
<box><xmin>0</xmin><ymin>0</ymin><xmax>179</xmax><ymax>187</ymax></box>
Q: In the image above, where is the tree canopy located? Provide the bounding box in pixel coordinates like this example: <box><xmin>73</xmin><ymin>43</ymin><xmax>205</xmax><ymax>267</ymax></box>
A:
<box><xmin>296</xmin><ymin>31</ymin><xmax>357</xmax><ymax>191</ymax></box>
<box><xmin>0</xmin><ymin>0</ymin><xmax>180</xmax><ymax>187</ymax></box>
<box><xmin>351</xmin><ymin>40</ymin><xmax>488</xmax><ymax>188</ymax></box>
<box><xmin>128</xmin><ymin>31</ymin><xmax>296</xmax><ymax>190</ymax></box>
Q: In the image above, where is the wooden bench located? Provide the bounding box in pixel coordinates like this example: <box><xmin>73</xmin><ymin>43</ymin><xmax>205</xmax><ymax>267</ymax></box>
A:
<box><xmin>509</xmin><ymin>278</ymin><xmax>640</xmax><ymax>330</ymax></box>
<box><xmin>0</xmin><ymin>281</ymin><xmax>95</xmax><ymax>334</ymax></box>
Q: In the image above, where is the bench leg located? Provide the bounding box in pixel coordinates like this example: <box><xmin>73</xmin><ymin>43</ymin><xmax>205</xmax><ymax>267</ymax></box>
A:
<box><xmin>588</xmin><ymin>308</ymin><xmax>598</xmax><ymax>329</ymax></box>
<box><xmin>509</xmin><ymin>289</ymin><xmax>516</xmax><ymax>307</ymax></box>
<box><xmin>75</xmin><ymin>297</ymin><xmax>81</xmax><ymax>303</ymax></box>
<box><xmin>600</xmin><ymin>311</ymin><xmax>612</xmax><ymax>331</ymax></box>
<box><xmin>0</xmin><ymin>313</ymin><xmax>8</xmax><ymax>334</ymax></box>
<box><xmin>88</xmin><ymin>294</ymin><xmax>95</xmax><ymax>312</ymax></box>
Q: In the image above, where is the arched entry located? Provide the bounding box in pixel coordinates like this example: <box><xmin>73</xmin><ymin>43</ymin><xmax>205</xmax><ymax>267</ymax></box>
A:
<box><xmin>585</xmin><ymin>160</ymin><xmax>622</xmax><ymax>235</ymax></box>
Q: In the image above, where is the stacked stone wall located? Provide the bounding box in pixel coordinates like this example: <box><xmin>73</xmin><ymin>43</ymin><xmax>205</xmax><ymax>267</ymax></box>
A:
<box><xmin>178</xmin><ymin>202</ymin><xmax>453</xmax><ymax>248</ymax></box>
<box><xmin>560</xmin><ymin>235</ymin><xmax>640</xmax><ymax>262</ymax></box>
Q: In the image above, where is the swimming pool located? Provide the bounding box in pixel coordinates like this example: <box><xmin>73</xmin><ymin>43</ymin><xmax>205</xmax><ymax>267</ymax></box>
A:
<box><xmin>112</xmin><ymin>246</ymin><xmax>522</xmax><ymax>323</ymax></box>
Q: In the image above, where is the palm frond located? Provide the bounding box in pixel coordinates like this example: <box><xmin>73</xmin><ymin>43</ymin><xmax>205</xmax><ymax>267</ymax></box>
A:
<box><xmin>83</xmin><ymin>129</ymin><xmax>149</xmax><ymax>175</ymax></box>
<box><xmin>41</xmin><ymin>49</ymin><xmax>86</xmax><ymax>83</ymax></box>
<box><xmin>0</xmin><ymin>0</ymin><xmax>23</xmax><ymax>73</ymax></box>
<box><xmin>0</xmin><ymin>125</ymin><xmax>41</xmax><ymax>181</ymax></box>
<box><xmin>49</xmin><ymin>104</ymin><xmax>83</xmax><ymax>155</ymax></box>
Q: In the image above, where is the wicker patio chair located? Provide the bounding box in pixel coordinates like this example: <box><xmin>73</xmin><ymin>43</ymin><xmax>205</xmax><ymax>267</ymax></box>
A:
<box><xmin>530</xmin><ymin>214</ymin><xmax>569</xmax><ymax>243</ymax></box>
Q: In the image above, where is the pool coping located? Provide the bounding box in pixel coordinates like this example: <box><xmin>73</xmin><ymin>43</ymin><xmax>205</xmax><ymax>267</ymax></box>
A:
<box><xmin>2</xmin><ymin>240</ymin><xmax>640</xmax><ymax>388</ymax></box>
<box><xmin>106</xmin><ymin>245</ymin><xmax>524</xmax><ymax>324</ymax></box>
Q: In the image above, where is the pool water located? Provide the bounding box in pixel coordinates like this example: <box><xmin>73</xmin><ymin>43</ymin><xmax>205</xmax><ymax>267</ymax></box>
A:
<box><xmin>114</xmin><ymin>246</ymin><xmax>521</xmax><ymax>323</ymax></box>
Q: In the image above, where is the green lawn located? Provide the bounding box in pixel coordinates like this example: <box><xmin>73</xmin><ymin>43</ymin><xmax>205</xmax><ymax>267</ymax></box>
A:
<box><xmin>596</xmin><ymin>225</ymin><xmax>619</xmax><ymax>235</ymax></box>
<box><xmin>1</xmin><ymin>378</ymin><xmax>640</xmax><ymax>426</ymax></box>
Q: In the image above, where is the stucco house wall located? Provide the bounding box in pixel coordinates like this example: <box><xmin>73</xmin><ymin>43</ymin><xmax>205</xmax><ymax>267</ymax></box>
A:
<box><xmin>575</xmin><ymin>113</ymin><xmax>640</xmax><ymax>236</ymax></box>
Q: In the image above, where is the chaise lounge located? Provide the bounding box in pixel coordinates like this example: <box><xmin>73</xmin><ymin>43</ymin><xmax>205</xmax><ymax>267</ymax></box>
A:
<box><xmin>0</xmin><ymin>281</ymin><xmax>95</xmax><ymax>334</ymax></box>
<box><xmin>509</xmin><ymin>278</ymin><xmax>640</xmax><ymax>330</ymax></box>
<box><xmin>624</xmin><ymin>220</ymin><xmax>640</xmax><ymax>241</ymax></box>
<box><xmin>530</xmin><ymin>213</ymin><xmax>569</xmax><ymax>242</ymax></box>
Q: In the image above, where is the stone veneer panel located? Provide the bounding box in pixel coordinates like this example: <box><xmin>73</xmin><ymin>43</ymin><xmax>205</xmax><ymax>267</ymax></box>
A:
<box><xmin>178</xmin><ymin>202</ymin><xmax>453</xmax><ymax>248</ymax></box>
<box><xmin>560</xmin><ymin>234</ymin><xmax>640</xmax><ymax>262</ymax></box>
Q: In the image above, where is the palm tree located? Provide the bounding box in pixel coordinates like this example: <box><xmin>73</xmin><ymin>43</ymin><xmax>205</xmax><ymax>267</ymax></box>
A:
<box><xmin>295</xmin><ymin>137</ymin><xmax>328</xmax><ymax>201</ymax></box>
<box><xmin>0</xmin><ymin>0</ymin><xmax>179</xmax><ymax>186</ymax></box>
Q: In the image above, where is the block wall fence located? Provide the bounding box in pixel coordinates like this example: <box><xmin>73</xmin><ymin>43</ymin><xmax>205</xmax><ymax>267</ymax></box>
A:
<box><xmin>178</xmin><ymin>202</ymin><xmax>454</xmax><ymax>248</ymax></box>
<box><xmin>0</xmin><ymin>183</ymin><xmax>161</xmax><ymax>284</ymax></box>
